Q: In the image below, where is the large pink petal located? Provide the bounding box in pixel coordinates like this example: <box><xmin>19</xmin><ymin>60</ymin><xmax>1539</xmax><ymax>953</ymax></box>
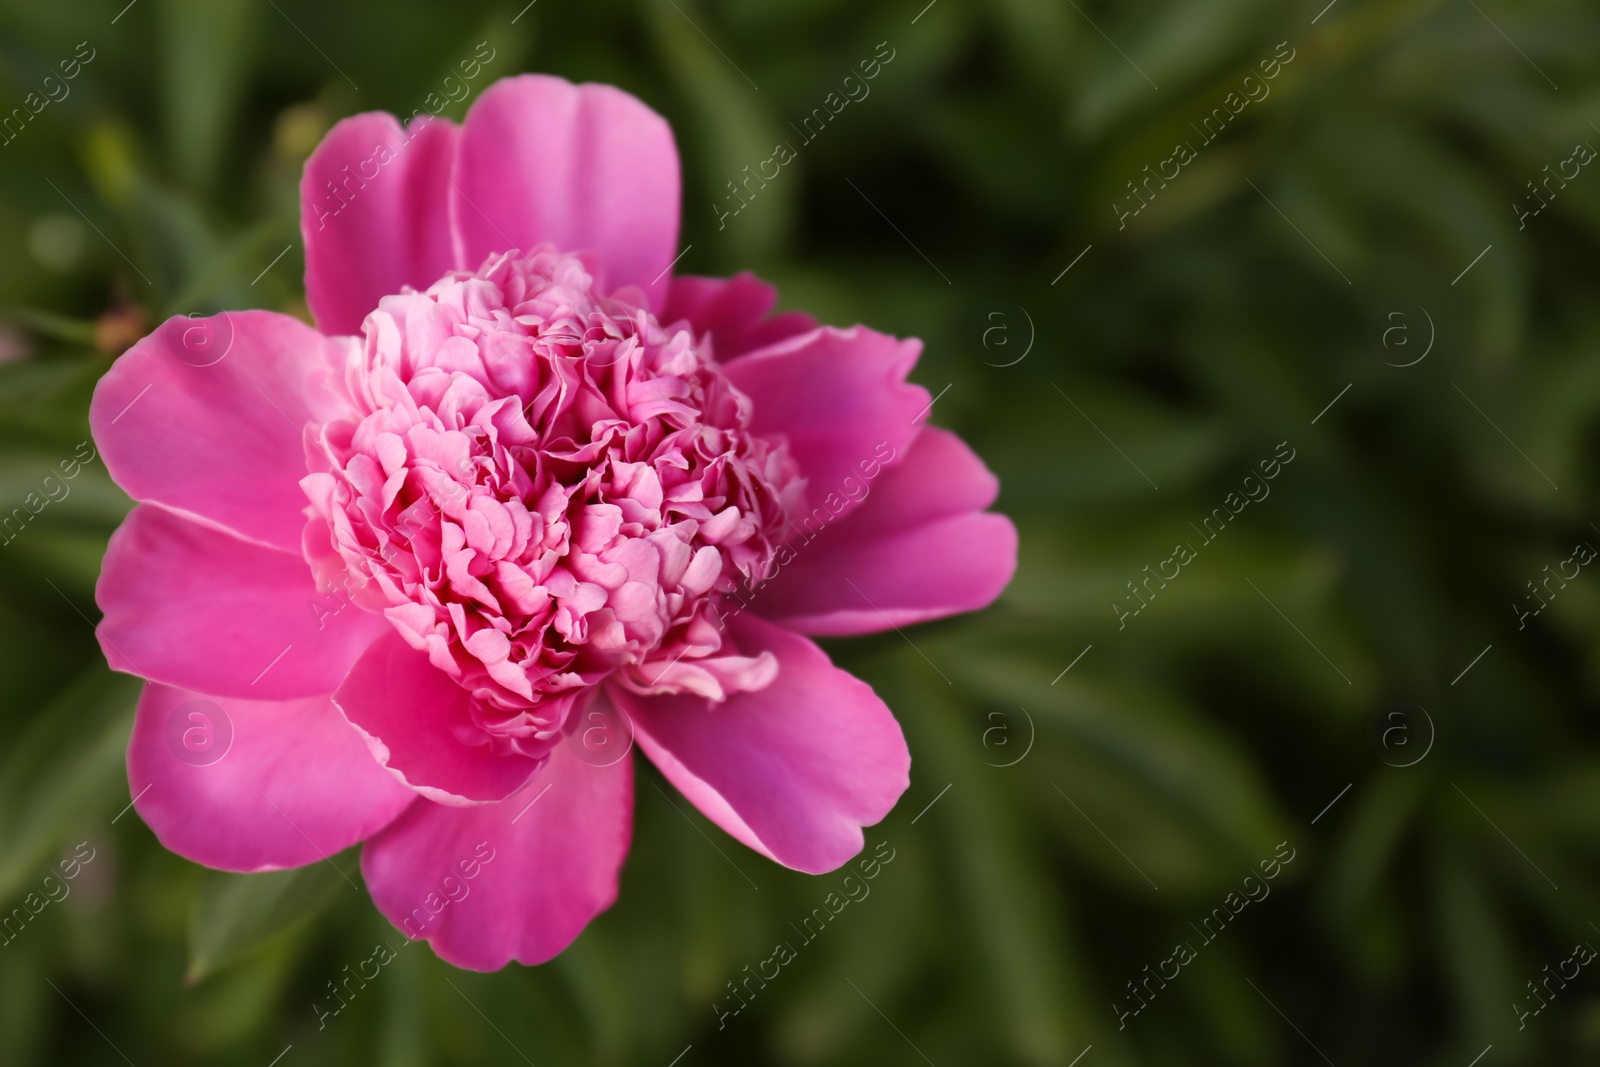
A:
<box><xmin>89</xmin><ymin>310</ymin><xmax>353</xmax><ymax>552</ymax></box>
<box><xmin>302</xmin><ymin>112</ymin><xmax>461</xmax><ymax>335</ymax></box>
<box><xmin>128</xmin><ymin>683</ymin><xmax>414</xmax><ymax>872</ymax></box>
<box><xmin>661</xmin><ymin>273</ymin><xmax>816</xmax><ymax>360</ymax></box>
<box><xmin>724</xmin><ymin>326</ymin><xmax>929</xmax><ymax>526</ymax></box>
<box><xmin>813</xmin><ymin>425</ymin><xmax>999</xmax><ymax>538</ymax></box>
<box><xmin>615</xmin><ymin>614</ymin><xmax>909</xmax><ymax>875</ymax></box>
<box><xmin>452</xmin><ymin>74</ymin><xmax>680</xmax><ymax>310</ymax></box>
<box><xmin>97</xmin><ymin>505</ymin><xmax>390</xmax><ymax>700</ymax></box>
<box><xmin>749</xmin><ymin>427</ymin><xmax>1018</xmax><ymax>635</ymax></box>
<box><xmin>758</xmin><ymin>513</ymin><xmax>1017</xmax><ymax>636</ymax></box>
<box><xmin>332</xmin><ymin>632</ymin><xmax>542</xmax><ymax>806</ymax></box>
<box><xmin>361</xmin><ymin>742</ymin><xmax>632</xmax><ymax>971</ymax></box>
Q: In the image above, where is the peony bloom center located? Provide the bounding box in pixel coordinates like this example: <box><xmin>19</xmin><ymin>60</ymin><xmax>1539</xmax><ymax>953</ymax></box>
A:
<box><xmin>301</xmin><ymin>249</ymin><xmax>804</xmax><ymax>760</ymax></box>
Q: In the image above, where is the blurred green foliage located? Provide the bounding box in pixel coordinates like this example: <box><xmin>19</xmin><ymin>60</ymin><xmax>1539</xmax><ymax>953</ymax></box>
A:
<box><xmin>2</xmin><ymin>0</ymin><xmax>1600</xmax><ymax>1063</ymax></box>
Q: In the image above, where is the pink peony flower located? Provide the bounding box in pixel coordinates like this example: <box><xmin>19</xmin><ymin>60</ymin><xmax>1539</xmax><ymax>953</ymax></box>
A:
<box><xmin>90</xmin><ymin>74</ymin><xmax>1016</xmax><ymax>970</ymax></box>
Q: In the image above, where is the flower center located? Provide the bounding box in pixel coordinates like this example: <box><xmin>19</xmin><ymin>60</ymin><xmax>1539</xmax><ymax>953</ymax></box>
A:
<box><xmin>303</xmin><ymin>249</ymin><xmax>801</xmax><ymax>754</ymax></box>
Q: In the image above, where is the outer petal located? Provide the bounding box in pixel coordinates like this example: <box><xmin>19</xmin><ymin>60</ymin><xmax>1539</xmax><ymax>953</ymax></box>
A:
<box><xmin>452</xmin><ymin>74</ymin><xmax>680</xmax><ymax>310</ymax></box>
<box><xmin>89</xmin><ymin>310</ymin><xmax>354</xmax><ymax>552</ymax></box>
<box><xmin>332</xmin><ymin>632</ymin><xmax>542</xmax><ymax>806</ymax></box>
<box><xmin>128</xmin><ymin>684</ymin><xmax>415</xmax><ymax>872</ymax></box>
<box><xmin>361</xmin><ymin>742</ymin><xmax>632</xmax><ymax>971</ymax></box>
<box><xmin>302</xmin><ymin>112</ymin><xmax>461</xmax><ymax>335</ymax></box>
<box><xmin>724</xmin><ymin>326</ymin><xmax>929</xmax><ymax>525</ymax></box>
<box><xmin>661</xmin><ymin>273</ymin><xmax>816</xmax><ymax>360</ymax></box>
<box><xmin>97</xmin><ymin>504</ymin><xmax>390</xmax><ymax>699</ymax></box>
<box><xmin>752</xmin><ymin>427</ymin><xmax>1018</xmax><ymax>635</ymax></box>
<box><xmin>614</xmin><ymin>614</ymin><xmax>910</xmax><ymax>875</ymax></box>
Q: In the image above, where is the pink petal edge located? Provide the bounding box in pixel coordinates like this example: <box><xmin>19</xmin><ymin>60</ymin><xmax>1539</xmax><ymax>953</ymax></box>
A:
<box><xmin>302</xmin><ymin>112</ymin><xmax>461</xmax><ymax>335</ymax></box>
<box><xmin>128</xmin><ymin>683</ymin><xmax>414</xmax><ymax>872</ymax></box>
<box><xmin>333</xmin><ymin>631</ymin><xmax>544</xmax><ymax>807</ymax></box>
<box><xmin>361</xmin><ymin>741</ymin><xmax>633</xmax><ymax>970</ymax></box>
<box><xmin>616</xmin><ymin>613</ymin><xmax>910</xmax><ymax>875</ymax></box>
<box><xmin>724</xmin><ymin>325</ymin><xmax>929</xmax><ymax>528</ymax></box>
<box><xmin>97</xmin><ymin>504</ymin><xmax>390</xmax><ymax>699</ymax></box>
<box><xmin>90</xmin><ymin>310</ymin><xmax>354</xmax><ymax>553</ymax></box>
<box><xmin>452</xmin><ymin>74</ymin><xmax>681</xmax><ymax>310</ymax></box>
<box><xmin>751</xmin><ymin>426</ymin><xmax>1018</xmax><ymax>635</ymax></box>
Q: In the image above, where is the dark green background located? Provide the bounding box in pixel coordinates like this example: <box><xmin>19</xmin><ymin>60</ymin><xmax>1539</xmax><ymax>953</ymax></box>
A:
<box><xmin>2</xmin><ymin>0</ymin><xmax>1599</xmax><ymax>1063</ymax></box>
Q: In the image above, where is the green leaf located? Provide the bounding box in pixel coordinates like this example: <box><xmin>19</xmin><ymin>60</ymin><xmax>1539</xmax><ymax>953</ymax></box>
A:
<box><xmin>0</xmin><ymin>665</ymin><xmax>138</xmax><ymax>900</ymax></box>
<box><xmin>187</xmin><ymin>852</ymin><xmax>356</xmax><ymax>982</ymax></box>
<box><xmin>159</xmin><ymin>0</ymin><xmax>257</xmax><ymax>193</ymax></box>
<box><xmin>943</xmin><ymin>642</ymin><xmax>1294</xmax><ymax>893</ymax></box>
<box><xmin>884</xmin><ymin>647</ymin><xmax>1095</xmax><ymax>1064</ymax></box>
